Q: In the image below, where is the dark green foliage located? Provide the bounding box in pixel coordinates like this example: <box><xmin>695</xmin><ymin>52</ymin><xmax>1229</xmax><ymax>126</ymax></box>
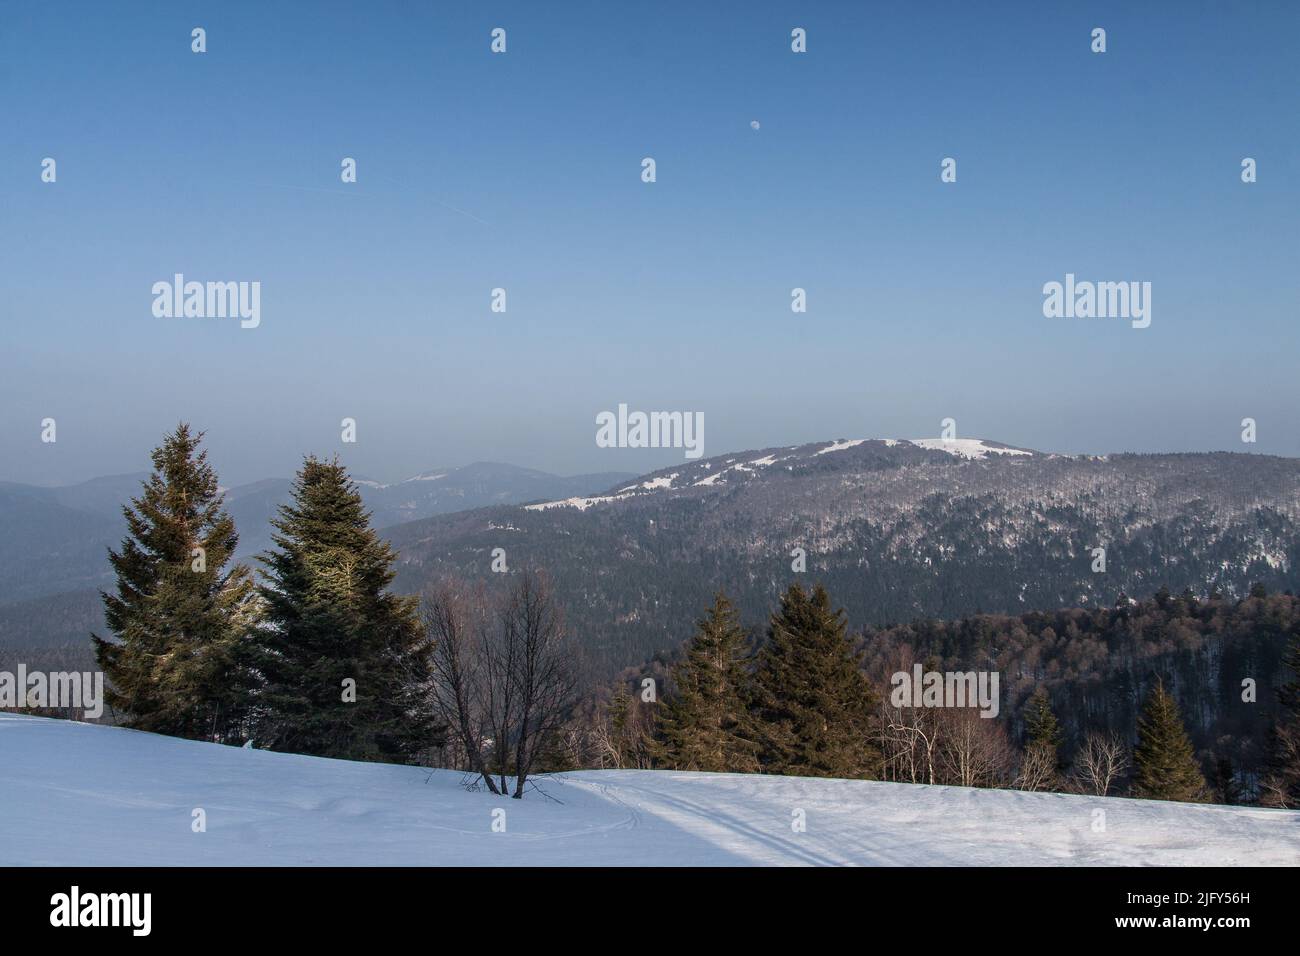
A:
<box><xmin>251</xmin><ymin>457</ymin><xmax>438</xmax><ymax>762</ymax></box>
<box><xmin>1024</xmin><ymin>686</ymin><xmax>1063</xmax><ymax>751</ymax></box>
<box><xmin>859</xmin><ymin>587</ymin><xmax>1299</xmax><ymax>793</ymax></box>
<box><xmin>1131</xmin><ymin>679</ymin><xmax>1209</xmax><ymax>802</ymax></box>
<box><xmin>384</xmin><ymin>448</ymin><xmax>1300</xmax><ymax>679</ymax></box>
<box><xmin>654</xmin><ymin>593</ymin><xmax>759</xmax><ymax>772</ymax></box>
<box><xmin>602</xmin><ymin>682</ymin><xmax>655</xmax><ymax>769</ymax></box>
<box><xmin>750</xmin><ymin>583</ymin><xmax>879</xmax><ymax>778</ymax></box>
<box><xmin>1261</xmin><ymin>625</ymin><xmax>1300</xmax><ymax>807</ymax></box>
<box><xmin>1212</xmin><ymin>756</ymin><xmax>1240</xmax><ymax>805</ymax></box>
<box><xmin>92</xmin><ymin>424</ymin><xmax>258</xmax><ymax>742</ymax></box>
<box><xmin>1017</xmin><ymin>685</ymin><xmax>1065</xmax><ymax>790</ymax></box>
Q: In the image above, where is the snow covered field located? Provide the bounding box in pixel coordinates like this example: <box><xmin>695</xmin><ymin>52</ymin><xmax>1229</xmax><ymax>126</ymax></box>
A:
<box><xmin>3</xmin><ymin>713</ymin><xmax>1297</xmax><ymax>866</ymax></box>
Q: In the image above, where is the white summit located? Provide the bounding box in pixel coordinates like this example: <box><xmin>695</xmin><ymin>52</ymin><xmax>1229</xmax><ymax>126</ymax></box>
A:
<box><xmin>814</xmin><ymin>438</ymin><xmax>1033</xmax><ymax>460</ymax></box>
<box><xmin>907</xmin><ymin>438</ymin><xmax>1034</xmax><ymax>460</ymax></box>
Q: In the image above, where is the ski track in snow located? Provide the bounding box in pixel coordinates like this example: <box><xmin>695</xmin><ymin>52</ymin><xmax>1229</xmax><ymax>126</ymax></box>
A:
<box><xmin>2</xmin><ymin>715</ymin><xmax>1297</xmax><ymax>866</ymax></box>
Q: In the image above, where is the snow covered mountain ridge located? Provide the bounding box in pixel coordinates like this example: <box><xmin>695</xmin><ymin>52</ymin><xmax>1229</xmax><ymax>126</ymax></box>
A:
<box><xmin>4</xmin><ymin>714</ymin><xmax>1296</xmax><ymax>866</ymax></box>
<box><xmin>525</xmin><ymin>437</ymin><xmax>1038</xmax><ymax>511</ymax></box>
<box><xmin>388</xmin><ymin>439</ymin><xmax>1300</xmax><ymax>675</ymax></box>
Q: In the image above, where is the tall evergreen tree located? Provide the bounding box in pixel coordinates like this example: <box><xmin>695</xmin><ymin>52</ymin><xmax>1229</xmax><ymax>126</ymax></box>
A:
<box><xmin>655</xmin><ymin>593</ymin><xmax>759</xmax><ymax>773</ymax></box>
<box><xmin>1024</xmin><ymin>686</ymin><xmax>1063</xmax><ymax>753</ymax></box>
<box><xmin>749</xmin><ymin>583</ymin><xmax>879</xmax><ymax>778</ymax></box>
<box><xmin>1131</xmin><ymin>679</ymin><xmax>1208</xmax><ymax>802</ymax></box>
<box><xmin>251</xmin><ymin>456</ymin><xmax>437</xmax><ymax>762</ymax></box>
<box><xmin>93</xmin><ymin>424</ymin><xmax>258</xmax><ymax>742</ymax></box>
<box><xmin>1016</xmin><ymin>685</ymin><xmax>1065</xmax><ymax>791</ymax></box>
<box><xmin>1261</xmin><ymin>624</ymin><xmax>1300</xmax><ymax>807</ymax></box>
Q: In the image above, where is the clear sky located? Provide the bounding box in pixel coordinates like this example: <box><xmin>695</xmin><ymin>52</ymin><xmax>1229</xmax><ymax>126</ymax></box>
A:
<box><xmin>3</xmin><ymin>1</ymin><xmax>1298</xmax><ymax>486</ymax></box>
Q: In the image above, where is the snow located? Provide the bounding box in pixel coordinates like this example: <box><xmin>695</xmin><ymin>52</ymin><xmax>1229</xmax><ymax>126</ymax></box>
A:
<box><xmin>524</xmin><ymin>495</ymin><xmax>615</xmax><ymax>512</ymax></box>
<box><xmin>692</xmin><ymin>456</ymin><xmax>778</xmax><ymax>487</ymax></box>
<box><xmin>814</xmin><ymin>438</ymin><xmax>1033</xmax><ymax>461</ymax></box>
<box><xmin>532</xmin><ymin>474</ymin><xmax>681</xmax><ymax>510</ymax></box>
<box><xmin>636</xmin><ymin>473</ymin><xmax>678</xmax><ymax>490</ymax></box>
<box><xmin>3</xmin><ymin>714</ymin><xmax>1296</xmax><ymax>866</ymax></box>
<box><xmin>816</xmin><ymin>439</ymin><xmax>867</xmax><ymax>455</ymax></box>
<box><xmin>909</xmin><ymin>439</ymin><xmax>1034</xmax><ymax>460</ymax></box>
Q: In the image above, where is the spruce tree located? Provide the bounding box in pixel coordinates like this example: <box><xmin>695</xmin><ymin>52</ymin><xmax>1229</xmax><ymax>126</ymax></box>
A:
<box><xmin>655</xmin><ymin>593</ymin><xmax>759</xmax><ymax>773</ymax></box>
<box><xmin>1024</xmin><ymin>686</ymin><xmax>1063</xmax><ymax>752</ymax></box>
<box><xmin>1261</xmin><ymin>625</ymin><xmax>1300</xmax><ymax>807</ymax></box>
<box><xmin>1017</xmin><ymin>685</ymin><xmax>1064</xmax><ymax>790</ymax></box>
<box><xmin>251</xmin><ymin>456</ymin><xmax>437</xmax><ymax>762</ymax></box>
<box><xmin>607</xmin><ymin>684</ymin><xmax>633</xmax><ymax>765</ymax></box>
<box><xmin>749</xmin><ymin>583</ymin><xmax>879</xmax><ymax>778</ymax></box>
<box><xmin>93</xmin><ymin>424</ymin><xmax>258</xmax><ymax>742</ymax></box>
<box><xmin>1131</xmin><ymin>679</ymin><xmax>1208</xmax><ymax>802</ymax></box>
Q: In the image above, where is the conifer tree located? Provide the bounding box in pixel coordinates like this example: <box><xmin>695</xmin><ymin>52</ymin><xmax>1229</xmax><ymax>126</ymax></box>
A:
<box><xmin>749</xmin><ymin>583</ymin><xmax>879</xmax><ymax>778</ymax></box>
<box><xmin>1131</xmin><ymin>679</ymin><xmax>1208</xmax><ymax>802</ymax></box>
<box><xmin>1016</xmin><ymin>685</ymin><xmax>1064</xmax><ymax>791</ymax></box>
<box><xmin>600</xmin><ymin>682</ymin><xmax>653</xmax><ymax>769</ymax></box>
<box><xmin>1261</xmin><ymin>625</ymin><xmax>1300</xmax><ymax>807</ymax></box>
<box><xmin>655</xmin><ymin>593</ymin><xmax>759</xmax><ymax>773</ymax></box>
<box><xmin>1024</xmin><ymin>686</ymin><xmax>1063</xmax><ymax>752</ymax></box>
<box><xmin>251</xmin><ymin>456</ymin><xmax>437</xmax><ymax>762</ymax></box>
<box><xmin>93</xmin><ymin>424</ymin><xmax>258</xmax><ymax>742</ymax></box>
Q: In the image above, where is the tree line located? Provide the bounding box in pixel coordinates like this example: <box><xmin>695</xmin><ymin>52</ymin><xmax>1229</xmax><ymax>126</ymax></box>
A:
<box><xmin>92</xmin><ymin>424</ymin><xmax>578</xmax><ymax>797</ymax></box>
<box><xmin>595</xmin><ymin>589</ymin><xmax>1300</xmax><ymax>807</ymax></box>
<box><xmin>90</xmin><ymin>424</ymin><xmax>1300</xmax><ymax>807</ymax></box>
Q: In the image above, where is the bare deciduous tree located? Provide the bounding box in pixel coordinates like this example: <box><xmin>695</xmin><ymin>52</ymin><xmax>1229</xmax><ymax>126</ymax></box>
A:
<box><xmin>1014</xmin><ymin>741</ymin><xmax>1060</xmax><ymax>792</ymax></box>
<box><xmin>875</xmin><ymin>690</ymin><xmax>1013</xmax><ymax>789</ymax></box>
<box><xmin>1070</xmin><ymin>731</ymin><xmax>1129</xmax><ymax>796</ymax></box>
<box><xmin>936</xmin><ymin>707</ymin><xmax>1015</xmax><ymax>789</ymax></box>
<box><xmin>423</xmin><ymin>570</ymin><xmax>578</xmax><ymax>799</ymax></box>
<box><xmin>499</xmin><ymin>570</ymin><xmax>579</xmax><ymax>796</ymax></box>
<box><xmin>877</xmin><ymin>696</ymin><xmax>939</xmax><ymax>785</ymax></box>
<box><xmin>424</xmin><ymin>583</ymin><xmax>500</xmax><ymax>794</ymax></box>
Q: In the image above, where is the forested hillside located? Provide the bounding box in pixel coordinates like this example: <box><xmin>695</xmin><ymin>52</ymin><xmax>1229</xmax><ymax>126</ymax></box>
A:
<box><xmin>389</xmin><ymin>440</ymin><xmax>1300</xmax><ymax>672</ymax></box>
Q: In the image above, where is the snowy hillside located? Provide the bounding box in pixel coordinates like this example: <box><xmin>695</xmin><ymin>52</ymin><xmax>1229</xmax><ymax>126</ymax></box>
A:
<box><xmin>523</xmin><ymin>437</ymin><xmax>1035</xmax><ymax>510</ymax></box>
<box><xmin>3</xmin><ymin>714</ymin><xmax>1297</xmax><ymax>866</ymax></box>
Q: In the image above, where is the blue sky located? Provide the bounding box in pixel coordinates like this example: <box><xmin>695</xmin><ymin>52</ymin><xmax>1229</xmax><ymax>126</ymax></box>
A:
<box><xmin>2</xmin><ymin>1</ymin><xmax>1298</xmax><ymax>485</ymax></box>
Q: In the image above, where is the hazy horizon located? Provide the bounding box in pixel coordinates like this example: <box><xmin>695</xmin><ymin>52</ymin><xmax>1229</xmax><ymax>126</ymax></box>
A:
<box><xmin>5</xmin><ymin>430</ymin><xmax>1299</xmax><ymax>490</ymax></box>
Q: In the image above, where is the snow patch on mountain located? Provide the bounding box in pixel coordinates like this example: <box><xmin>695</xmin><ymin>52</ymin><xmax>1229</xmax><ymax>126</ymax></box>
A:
<box><xmin>524</xmin><ymin>495</ymin><xmax>616</xmax><ymax>512</ymax></box>
<box><xmin>909</xmin><ymin>439</ymin><xmax>1034</xmax><ymax>460</ymax></box>
<box><xmin>620</xmin><ymin>473</ymin><xmax>679</xmax><ymax>493</ymax></box>
<box><xmin>816</xmin><ymin>439</ymin><xmax>868</xmax><ymax>455</ymax></box>
<box><xmin>814</xmin><ymin>438</ymin><xmax>1033</xmax><ymax>460</ymax></box>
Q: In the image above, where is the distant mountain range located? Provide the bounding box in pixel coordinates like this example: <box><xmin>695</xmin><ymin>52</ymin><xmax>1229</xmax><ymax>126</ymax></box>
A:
<box><xmin>0</xmin><ymin>463</ymin><xmax>635</xmax><ymax>604</ymax></box>
<box><xmin>7</xmin><ymin>438</ymin><xmax>1300</xmax><ymax>681</ymax></box>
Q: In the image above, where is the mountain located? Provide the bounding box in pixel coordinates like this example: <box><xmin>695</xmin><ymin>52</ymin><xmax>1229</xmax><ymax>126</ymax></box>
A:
<box><xmin>0</xmin><ymin>463</ymin><xmax>635</xmax><ymax>604</ymax></box>
<box><xmin>356</xmin><ymin>462</ymin><xmax>638</xmax><ymax>531</ymax></box>
<box><xmin>0</xmin><ymin>477</ymin><xmax>139</xmax><ymax>604</ymax></box>
<box><xmin>386</xmin><ymin>438</ymin><xmax>1300</xmax><ymax>672</ymax></box>
<box><xmin>4</xmin><ymin>714</ymin><xmax>1296</xmax><ymax>865</ymax></box>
